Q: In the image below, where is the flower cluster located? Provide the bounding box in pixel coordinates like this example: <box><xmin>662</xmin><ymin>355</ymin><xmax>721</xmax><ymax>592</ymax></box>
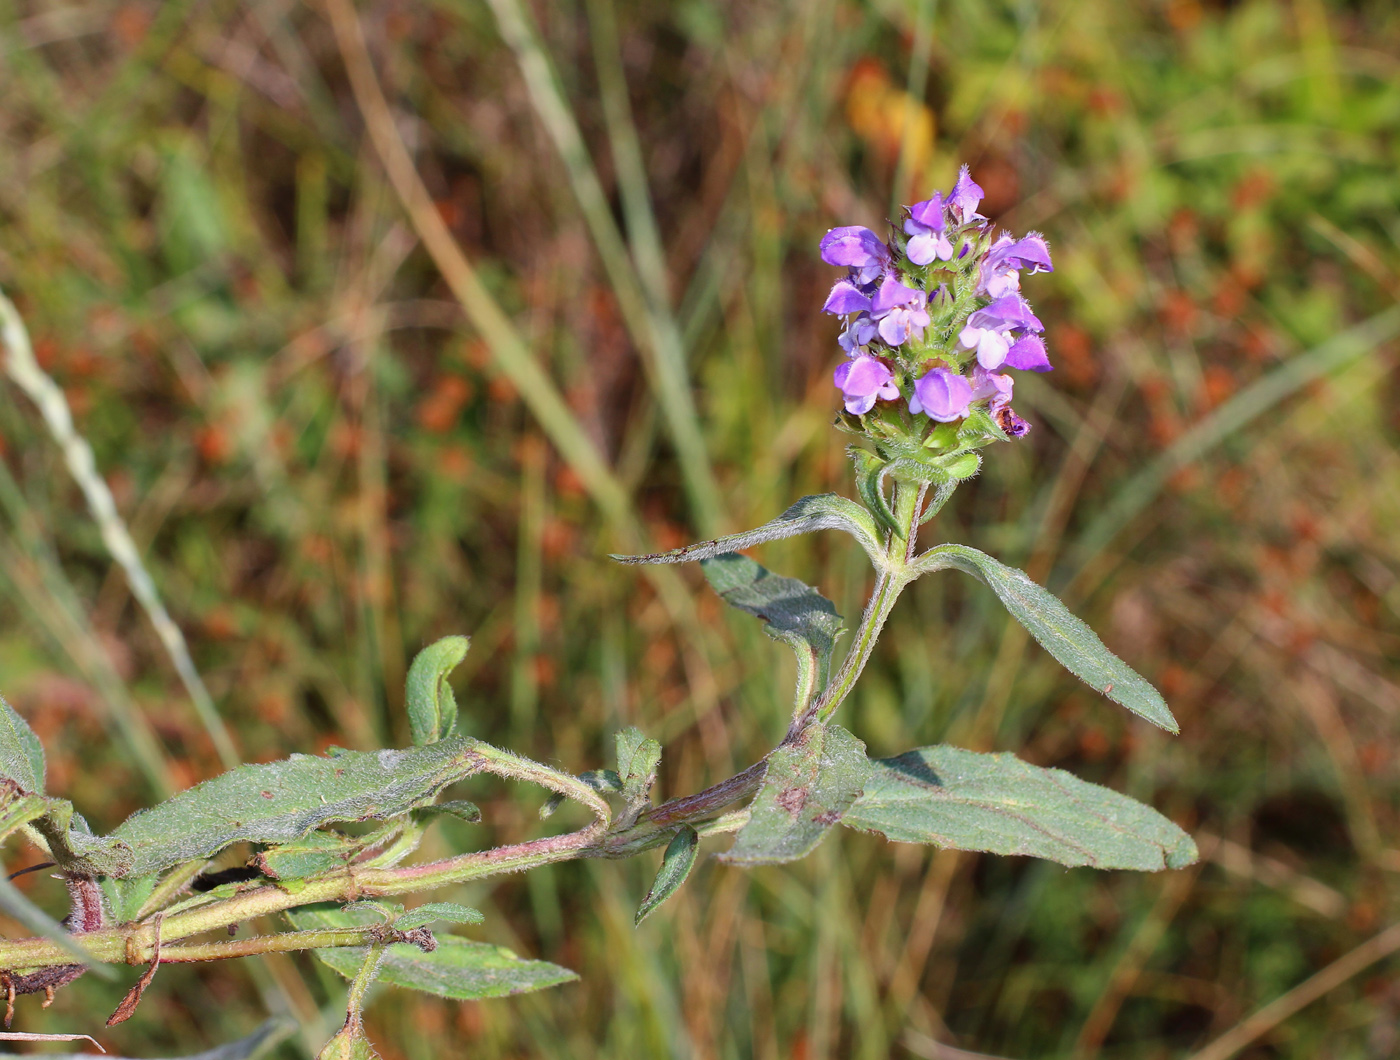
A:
<box><xmin>820</xmin><ymin>165</ymin><xmax>1054</xmax><ymax>440</ymax></box>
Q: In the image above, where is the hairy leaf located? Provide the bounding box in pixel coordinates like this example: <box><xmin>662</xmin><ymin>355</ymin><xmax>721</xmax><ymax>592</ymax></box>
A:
<box><xmin>102</xmin><ymin>739</ymin><xmax>483</xmax><ymax>878</ymax></box>
<box><xmin>405</xmin><ymin>636</ymin><xmax>469</xmax><ymax>745</ymax></box>
<box><xmin>841</xmin><ymin>746</ymin><xmax>1198</xmax><ymax>870</ymax></box>
<box><xmin>0</xmin><ymin>693</ymin><xmax>44</xmax><ymax>794</ymax></box>
<box><xmin>252</xmin><ymin>821</ymin><xmax>402</xmax><ymax>881</ymax></box>
<box><xmin>317</xmin><ymin>1020</ymin><xmax>380</xmax><ymax>1060</ymax></box>
<box><xmin>916</xmin><ymin>545</ymin><xmax>1179</xmax><ymax>733</ymax></box>
<box><xmin>394</xmin><ymin>902</ymin><xmax>484</xmax><ymax>930</ymax></box>
<box><xmin>614</xmin><ymin>727</ymin><xmax>661</xmax><ymax>825</ymax></box>
<box><xmin>635</xmin><ymin>825</ymin><xmax>699</xmax><ymax>926</ymax></box>
<box><xmin>721</xmin><ymin>724</ymin><xmax>872</xmax><ymax>866</ymax></box>
<box><xmin>292</xmin><ymin>906</ymin><xmax>577</xmax><ymax>999</ymax></box>
<box><xmin>0</xmin><ymin>788</ymin><xmax>50</xmax><ymax>847</ymax></box>
<box><xmin>610</xmin><ymin>493</ymin><xmax>884</xmax><ymax>567</ymax></box>
<box><xmin>701</xmin><ymin>553</ymin><xmax>844</xmax><ymax>706</ymax></box>
<box><xmin>413</xmin><ymin>800</ymin><xmax>482</xmax><ymax>824</ymax></box>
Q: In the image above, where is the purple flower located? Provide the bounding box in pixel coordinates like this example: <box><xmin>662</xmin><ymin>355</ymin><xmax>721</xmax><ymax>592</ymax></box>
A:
<box><xmin>1004</xmin><ymin>334</ymin><xmax>1052</xmax><ymax>372</ymax></box>
<box><xmin>987</xmin><ymin>232</ymin><xmax>1053</xmax><ymax>274</ymax></box>
<box><xmin>967</xmin><ymin>295</ymin><xmax>1044</xmax><ymax>334</ymax></box>
<box><xmin>870</xmin><ymin>274</ymin><xmax>930</xmax><ymax>346</ymax></box>
<box><xmin>958</xmin><ymin>324</ymin><xmax>1012</xmax><ymax>369</ymax></box>
<box><xmin>822</xmin><ymin>279</ymin><xmax>873</xmax><ymax>315</ymax></box>
<box><xmin>969</xmin><ymin>365</ymin><xmax>1014</xmax><ymax>411</ymax></box>
<box><xmin>903</xmin><ymin>193</ymin><xmax>954</xmax><ymax>266</ymax></box>
<box><xmin>948</xmin><ymin>165</ymin><xmax>985</xmax><ymax>223</ymax></box>
<box><xmin>978</xmin><ymin>235</ymin><xmax>1021</xmax><ymax>298</ymax></box>
<box><xmin>909</xmin><ymin>367</ymin><xmax>973</xmax><ymax>422</ymax></box>
<box><xmin>838</xmin><ymin>314</ymin><xmax>878</xmax><ymax>354</ymax></box>
<box><xmin>834</xmin><ymin>355</ymin><xmax>899</xmax><ymax>414</ymax></box>
<box><xmin>820</xmin><ymin>226</ymin><xmax>892</xmax><ymax>284</ymax></box>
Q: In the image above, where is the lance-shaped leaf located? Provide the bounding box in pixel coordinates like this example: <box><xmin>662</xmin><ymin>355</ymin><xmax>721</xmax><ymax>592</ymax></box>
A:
<box><xmin>0</xmin><ymin>693</ymin><xmax>44</xmax><ymax>794</ymax></box>
<box><xmin>701</xmin><ymin>553</ymin><xmax>844</xmax><ymax>709</ymax></box>
<box><xmin>841</xmin><ymin>746</ymin><xmax>1198</xmax><ymax>870</ymax></box>
<box><xmin>101</xmin><ymin>738</ymin><xmax>484</xmax><ymax>878</ymax></box>
<box><xmin>610</xmin><ymin>493</ymin><xmax>885</xmax><ymax>568</ymax></box>
<box><xmin>393</xmin><ymin>902</ymin><xmax>484</xmax><ymax>931</ymax></box>
<box><xmin>915</xmin><ymin>545</ymin><xmax>1179</xmax><ymax>733</ymax></box>
<box><xmin>291</xmin><ymin>905</ymin><xmax>578</xmax><ymax>999</ymax></box>
<box><xmin>721</xmin><ymin>724</ymin><xmax>872</xmax><ymax>866</ymax></box>
<box><xmin>252</xmin><ymin>820</ymin><xmax>404</xmax><ymax>881</ymax></box>
<box><xmin>405</xmin><ymin>636</ymin><xmax>469</xmax><ymax>745</ymax></box>
<box><xmin>635</xmin><ymin>825</ymin><xmax>699</xmax><ymax>926</ymax></box>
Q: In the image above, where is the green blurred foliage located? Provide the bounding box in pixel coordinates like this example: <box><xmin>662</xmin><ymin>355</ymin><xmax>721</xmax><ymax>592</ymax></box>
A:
<box><xmin>1</xmin><ymin>0</ymin><xmax>1399</xmax><ymax>1056</ymax></box>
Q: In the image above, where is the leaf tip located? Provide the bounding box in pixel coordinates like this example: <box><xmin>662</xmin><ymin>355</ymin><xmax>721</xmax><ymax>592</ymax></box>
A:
<box><xmin>1165</xmin><ymin>833</ymin><xmax>1199</xmax><ymax>870</ymax></box>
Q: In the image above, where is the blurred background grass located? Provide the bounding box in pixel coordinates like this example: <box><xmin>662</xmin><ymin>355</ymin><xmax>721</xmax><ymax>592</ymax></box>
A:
<box><xmin>1</xmin><ymin>0</ymin><xmax>1399</xmax><ymax>1056</ymax></box>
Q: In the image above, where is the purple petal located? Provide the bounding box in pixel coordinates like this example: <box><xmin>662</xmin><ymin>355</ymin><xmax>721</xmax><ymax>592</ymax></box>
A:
<box><xmin>822</xmin><ymin>280</ymin><xmax>873</xmax><ymax>315</ymax></box>
<box><xmin>907</xmin><ymin>193</ymin><xmax>946</xmax><ymax>230</ymax></box>
<box><xmin>970</xmin><ymin>366</ymin><xmax>1014</xmax><ymax>410</ymax></box>
<box><xmin>998</xmin><ymin>232</ymin><xmax>1054</xmax><ymax>274</ymax></box>
<box><xmin>871</xmin><ymin>273</ymin><xmax>921</xmax><ymax>314</ymax></box>
<box><xmin>1004</xmin><ymin>334</ymin><xmax>1053</xmax><ymax>372</ymax></box>
<box><xmin>948</xmin><ymin>165</ymin><xmax>985</xmax><ymax>220</ymax></box>
<box><xmin>975</xmin><ymin>329</ymin><xmax>1011</xmax><ymax>370</ymax></box>
<box><xmin>820</xmin><ymin>226</ymin><xmax>892</xmax><ymax>270</ymax></box>
<box><xmin>911</xmin><ymin>368</ymin><xmax>973</xmax><ymax>422</ymax></box>
<box><xmin>835</xmin><ymin>355</ymin><xmax>897</xmax><ymax>414</ymax></box>
<box><xmin>877</xmin><ymin>313</ymin><xmax>911</xmax><ymax>346</ymax></box>
<box><xmin>968</xmin><ymin>295</ymin><xmax>1044</xmax><ymax>333</ymax></box>
<box><xmin>905</xmin><ymin>230</ymin><xmax>938</xmax><ymax>266</ymax></box>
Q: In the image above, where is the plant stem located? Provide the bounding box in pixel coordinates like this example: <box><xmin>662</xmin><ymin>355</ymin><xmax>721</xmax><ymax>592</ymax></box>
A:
<box><xmin>796</xmin><ymin>481</ymin><xmax>923</xmax><ymax>730</ymax></box>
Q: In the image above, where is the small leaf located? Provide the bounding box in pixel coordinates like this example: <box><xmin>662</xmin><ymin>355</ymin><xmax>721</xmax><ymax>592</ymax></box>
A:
<box><xmin>413</xmin><ymin>800</ymin><xmax>482</xmax><ymax>824</ymax></box>
<box><xmin>405</xmin><ymin>636</ymin><xmax>470</xmax><ymax>745</ymax></box>
<box><xmin>701</xmin><ymin>554</ymin><xmax>844</xmax><ymax>708</ymax></box>
<box><xmin>916</xmin><ymin>545</ymin><xmax>1179</xmax><ymax>733</ymax></box>
<box><xmin>294</xmin><ymin>904</ymin><xmax>577</xmax><ymax>999</ymax></box>
<box><xmin>721</xmin><ymin>724</ymin><xmax>872</xmax><ymax>866</ymax></box>
<box><xmin>635</xmin><ymin>826</ymin><xmax>699</xmax><ymax>926</ymax></box>
<box><xmin>614</xmin><ymin>728</ymin><xmax>661</xmax><ymax>824</ymax></box>
<box><xmin>394</xmin><ymin>902</ymin><xmax>484</xmax><ymax>930</ymax></box>
<box><xmin>841</xmin><ymin>745</ymin><xmax>1198</xmax><ymax>870</ymax></box>
<box><xmin>610</xmin><ymin>493</ymin><xmax>884</xmax><ymax>567</ymax></box>
<box><xmin>851</xmin><ymin>447</ymin><xmax>900</xmax><ymax>535</ymax></box>
<box><xmin>101</xmin><ymin>738</ymin><xmax>483</xmax><ymax>878</ymax></box>
<box><xmin>0</xmin><ymin>693</ymin><xmax>44</xmax><ymax>794</ymax></box>
<box><xmin>317</xmin><ymin>1020</ymin><xmax>380</xmax><ymax>1060</ymax></box>
<box><xmin>0</xmin><ymin>788</ymin><xmax>51</xmax><ymax>848</ymax></box>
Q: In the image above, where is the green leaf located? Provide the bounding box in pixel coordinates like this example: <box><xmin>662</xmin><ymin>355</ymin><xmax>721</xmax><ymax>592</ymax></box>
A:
<box><xmin>610</xmin><ymin>493</ymin><xmax>884</xmax><ymax>567</ymax></box>
<box><xmin>405</xmin><ymin>636</ymin><xmax>470</xmax><ymax>745</ymax></box>
<box><xmin>850</xmin><ymin>446</ymin><xmax>900</xmax><ymax>535</ymax></box>
<box><xmin>916</xmin><ymin>545</ymin><xmax>1179</xmax><ymax>733</ymax></box>
<box><xmin>291</xmin><ymin>906</ymin><xmax>577</xmax><ymax>1000</ymax></box>
<box><xmin>101</xmin><ymin>738</ymin><xmax>483</xmax><ymax>878</ymax></box>
<box><xmin>0</xmin><ymin>788</ymin><xmax>51</xmax><ymax>847</ymax></box>
<box><xmin>413</xmin><ymin>799</ymin><xmax>482</xmax><ymax>824</ymax></box>
<box><xmin>0</xmin><ymin>693</ymin><xmax>44</xmax><ymax>794</ymax></box>
<box><xmin>841</xmin><ymin>746</ymin><xmax>1198</xmax><ymax>870</ymax></box>
<box><xmin>614</xmin><ymin>727</ymin><xmax>661</xmax><ymax>825</ymax></box>
<box><xmin>700</xmin><ymin>553</ymin><xmax>844</xmax><ymax>708</ymax></box>
<box><xmin>317</xmin><ymin>1020</ymin><xmax>381</xmax><ymax>1060</ymax></box>
<box><xmin>251</xmin><ymin>821</ymin><xmax>403</xmax><ymax>881</ymax></box>
<box><xmin>394</xmin><ymin>902</ymin><xmax>485</xmax><ymax>930</ymax></box>
<box><xmin>635</xmin><ymin>825</ymin><xmax>699</xmax><ymax>926</ymax></box>
<box><xmin>721</xmin><ymin>724</ymin><xmax>872</xmax><ymax>866</ymax></box>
